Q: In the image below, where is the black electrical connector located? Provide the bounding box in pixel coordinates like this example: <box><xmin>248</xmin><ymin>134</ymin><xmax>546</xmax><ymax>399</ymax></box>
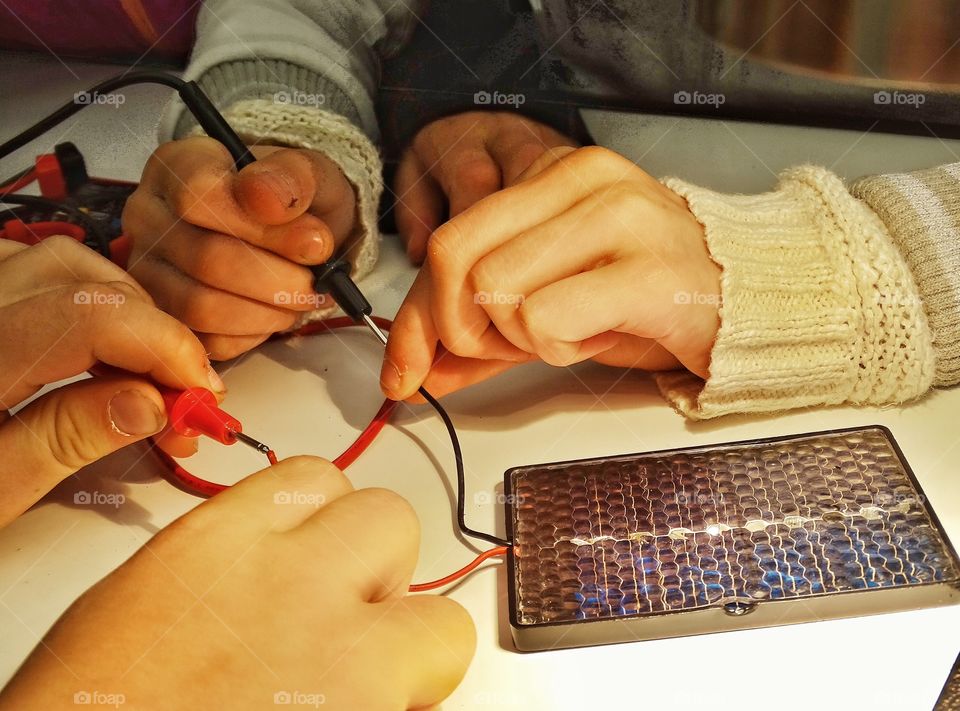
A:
<box><xmin>310</xmin><ymin>259</ymin><xmax>371</xmax><ymax>323</ymax></box>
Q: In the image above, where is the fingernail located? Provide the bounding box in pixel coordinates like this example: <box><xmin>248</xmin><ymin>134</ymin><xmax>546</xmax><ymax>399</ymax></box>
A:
<box><xmin>109</xmin><ymin>390</ymin><xmax>165</xmax><ymax>437</ymax></box>
<box><xmin>381</xmin><ymin>360</ymin><xmax>404</xmax><ymax>397</ymax></box>
<box><xmin>257</xmin><ymin>170</ymin><xmax>298</xmax><ymax>208</ymax></box>
<box><xmin>206</xmin><ymin>364</ymin><xmax>226</xmax><ymax>393</ymax></box>
<box><xmin>299</xmin><ymin>232</ymin><xmax>331</xmax><ymax>263</ymax></box>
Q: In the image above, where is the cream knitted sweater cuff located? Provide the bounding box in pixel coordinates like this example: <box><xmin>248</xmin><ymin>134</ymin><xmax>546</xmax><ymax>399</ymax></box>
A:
<box><xmin>185</xmin><ymin>99</ymin><xmax>383</xmax><ymax>324</ymax></box>
<box><xmin>656</xmin><ymin>166</ymin><xmax>935</xmax><ymax>420</ymax></box>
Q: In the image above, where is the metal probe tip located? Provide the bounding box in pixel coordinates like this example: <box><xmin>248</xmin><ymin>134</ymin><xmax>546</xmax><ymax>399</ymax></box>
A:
<box><xmin>233</xmin><ymin>431</ymin><xmax>272</xmax><ymax>456</ymax></box>
<box><xmin>361</xmin><ymin>313</ymin><xmax>388</xmax><ymax>346</ymax></box>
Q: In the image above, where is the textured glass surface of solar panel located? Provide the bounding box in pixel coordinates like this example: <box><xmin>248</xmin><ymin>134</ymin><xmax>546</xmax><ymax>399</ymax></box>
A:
<box><xmin>509</xmin><ymin>427</ymin><xmax>960</xmax><ymax>626</ymax></box>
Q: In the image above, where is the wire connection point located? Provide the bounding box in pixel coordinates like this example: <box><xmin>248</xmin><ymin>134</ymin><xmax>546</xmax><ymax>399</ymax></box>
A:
<box><xmin>233</xmin><ymin>431</ymin><xmax>272</xmax><ymax>457</ymax></box>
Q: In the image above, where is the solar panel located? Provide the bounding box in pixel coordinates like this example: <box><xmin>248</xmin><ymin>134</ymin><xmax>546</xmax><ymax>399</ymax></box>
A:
<box><xmin>505</xmin><ymin>426</ymin><xmax>960</xmax><ymax>651</ymax></box>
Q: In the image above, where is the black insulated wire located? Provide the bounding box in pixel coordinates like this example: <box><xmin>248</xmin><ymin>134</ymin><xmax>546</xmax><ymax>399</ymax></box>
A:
<box><xmin>0</xmin><ymin>71</ymin><xmax>184</xmax><ymax>160</ymax></box>
<box><xmin>417</xmin><ymin>386</ymin><xmax>511</xmax><ymax>548</ymax></box>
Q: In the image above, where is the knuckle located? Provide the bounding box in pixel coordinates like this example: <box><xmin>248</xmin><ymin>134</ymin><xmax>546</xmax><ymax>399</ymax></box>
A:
<box><xmin>42</xmin><ymin>396</ymin><xmax>99</xmax><ymax>471</ymax></box>
<box><xmin>573</xmin><ymin>145</ymin><xmax>620</xmax><ymax>167</ymax></box>
<box><xmin>468</xmin><ymin>254</ymin><xmax>500</xmax><ymax>297</ymax></box>
<box><xmin>453</xmin><ymin>158</ymin><xmax>499</xmax><ymax>192</ymax></box>
<box><xmin>148</xmin><ymin>139</ymin><xmax>180</xmax><ymax>167</ymax></box>
<box><xmin>120</xmin><ymin>191</ymin><xmax>150</xmax><ymax>237</ymax></box>
<box><xmin>424</xmin><ymin>223</ymin><xmax>461</xmax><ymax>273</ymax></box>
<box><xmin>355</xmin><ymin>487</ymin><xmax>419</xmax><ymax>535</ymax></box>
<box><xmin>41</xmin><ymin>233</ymin><xmax>84</xmax><ymax>256</ymax></box>
<box><xmin>200</xmin><ymin>336</ymin><xmax>244</xmax><ymax>362</ymax></box>
<box><xmin>412</xmin><ymin>125</ymin><xmax>439</xmax><ymax>155</ymax></box>
<box><xmin>187</xmin><ymin>235</ymin><xmax>229</xmax><ymax>282</ymax></box>
<box><xmin>274</xmin><ymin>455</ymin><xmax>352</xmax><ymax>495</ymax></box>
<box><xmin>177</xmin><ymin>290</ymin><xmax>220</xmax><ymax>332</ymax></box>
<box><xmin>166</xmin><ymin>318</ymin><xmax>206</xmax><ymax>362</ymax></box>
<box><xmin>602</xmin><ymin>182</ymin><xmax>641</xmax><ymax>213</ymax></box>
<box><xmin>441</xmin><ymin>324</ymin><xmax>486</xmax><ymax>358</ymax></box>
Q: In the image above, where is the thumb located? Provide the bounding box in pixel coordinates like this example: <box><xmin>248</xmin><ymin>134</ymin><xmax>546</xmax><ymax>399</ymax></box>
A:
<box><xmin>0</xmin><ymin>377</ymin><xmax>166</xmax><ymax>527</ymax></box>
<box><xmin>235</xmin><ymin>148</ymin><xmax>319</xmax><ymax>225</ymax></box>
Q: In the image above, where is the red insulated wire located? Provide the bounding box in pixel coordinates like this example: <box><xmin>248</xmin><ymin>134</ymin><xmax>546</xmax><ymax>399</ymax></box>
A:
<box><xmin>151</xmin><ymin>316</ymin><xmax>509</xmax><ymax>591</ymax></box>
<box><xmin>0</xmin><ymin>168</ymin><xmax>37</xmax><ymax>196</ymax></box>
<box><xmin>332</xmin><ymin>398</ymin><xmax>397</xmax><ymax>469</ymax></box>
<box><xmin>408</xmin><ymin>546</ymin><xmax>510</xmax><ymax>592</ymax></box>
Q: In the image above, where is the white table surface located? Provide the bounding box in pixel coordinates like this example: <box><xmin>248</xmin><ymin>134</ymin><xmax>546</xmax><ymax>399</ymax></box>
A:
<box><xmin>1</xmin><ymin>53</ymin><xmax>959</xmax><ymax>710</ymax></box>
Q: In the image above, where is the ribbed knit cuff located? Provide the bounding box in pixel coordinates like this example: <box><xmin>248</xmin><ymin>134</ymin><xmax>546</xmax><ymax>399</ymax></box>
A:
<box><xmin>655</xmin><ymin>166</ymin><xmax>935</xmax><ymax>420</ymax></box>
<box><xmin>851</xmin><ymin>163</ymin><xmax>960</xmax><ymax>387</ymax></box>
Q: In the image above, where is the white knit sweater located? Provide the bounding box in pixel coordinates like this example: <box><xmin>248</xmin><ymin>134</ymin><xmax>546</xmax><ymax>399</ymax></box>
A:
<box><xmin>656</xmin><ymin>166</ymin><xmax>937</xmax><ymax>419</ymax></box>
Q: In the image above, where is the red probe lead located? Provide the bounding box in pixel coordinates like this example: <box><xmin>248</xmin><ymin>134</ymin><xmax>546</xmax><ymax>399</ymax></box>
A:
<box><xmin>158</xmin><ymin>386</ymin><xmax>276</xmax><ymax>464</ymax></box>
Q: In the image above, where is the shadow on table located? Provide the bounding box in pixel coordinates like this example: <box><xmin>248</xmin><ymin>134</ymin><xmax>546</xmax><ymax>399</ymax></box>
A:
<box><xmin>35</xmin><ymin>442</ymin><xmax>168</xmax><ymax>535</ymax></box>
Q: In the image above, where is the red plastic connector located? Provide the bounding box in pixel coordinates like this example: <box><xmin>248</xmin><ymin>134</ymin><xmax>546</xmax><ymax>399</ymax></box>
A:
<box><xmin>159</xmin><ymin>386</ymin><xmax>241</xmax><ymax>445</ymax></box>
<box><xmin>35</xmin><ymin>153</ymin><xmax>67</xmax><ymax>201</ymax></box>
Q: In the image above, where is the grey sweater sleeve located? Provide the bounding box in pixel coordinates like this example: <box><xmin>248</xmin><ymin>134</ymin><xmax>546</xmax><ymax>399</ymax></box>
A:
<box><xmin>850</xmin><ymin>164</ymin><xmax>960</xmax><ymax>387</ymax></box>
<box><xmin>160</xmin><ymin>0</ymin><xmax>422</xmax><ymax>142</ymax></box>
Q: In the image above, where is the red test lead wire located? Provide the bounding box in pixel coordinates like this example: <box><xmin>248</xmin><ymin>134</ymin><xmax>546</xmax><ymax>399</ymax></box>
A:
<box><xmin>151</xmin><ymin>318</ymin><xmax>510</xmax><ymax>592</ymax></box>
<box><xmin>408</xmin><ymin>546</ymin><xmax>510</xmax><ymax>592</ymax></box>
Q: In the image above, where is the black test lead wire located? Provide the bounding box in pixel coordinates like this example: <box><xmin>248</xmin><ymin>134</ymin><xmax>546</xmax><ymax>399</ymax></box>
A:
<box><xmin>0</xmin><ymin>70</ymin><xmax>512</xmax><ymax>549</ymax></box>
<box><xmin>360</xmin><ymin>316</ymin><xmax>511</xmax><ymax>548</ymax></box>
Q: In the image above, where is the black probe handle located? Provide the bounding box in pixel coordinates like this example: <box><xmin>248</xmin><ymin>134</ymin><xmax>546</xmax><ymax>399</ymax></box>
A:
<box><xmin>179</xmin><ymin>81</ymin><xmax>372</xmax><ymax>323</ymax></box>
<box><xmin>310</xmin><ymin>260</ymin><xmax>372</xmax><ymax>322</ymax></box>
<box><xmin>178</xmin><ymin>81</ymin><xmax>255</xmax><ymax>169</ymax></box>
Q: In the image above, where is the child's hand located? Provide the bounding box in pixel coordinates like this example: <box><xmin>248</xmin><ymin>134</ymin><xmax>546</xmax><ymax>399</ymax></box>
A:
<box><xmin>0</xmin><ymin>457</ymin><xmax>475</xmax><ymax>710</ymax></box>
<box><xmin>124</xmin><ymin>138</ymin><xmax>357</xmax><ymax>360</ymax></box>
<box><xmin>0</xmin><ymin>238</ymin><xmax>218</xmax><ymax>527</ymax></box>
<box><xmin>381</xmin><ymin>146</ymin><xmax>722</xmax><ymax>400</ymax></box>
<box><xmin>395</xmin><ymin>111</ymin><xmax>577</xmax><ymax>263</ymax></box>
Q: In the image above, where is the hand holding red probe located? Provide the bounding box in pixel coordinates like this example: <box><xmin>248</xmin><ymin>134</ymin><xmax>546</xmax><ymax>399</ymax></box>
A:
<box><xmin>0</xmin><ymin>238</ymin><xmax>221</xmax><ymax>527</ymax></box>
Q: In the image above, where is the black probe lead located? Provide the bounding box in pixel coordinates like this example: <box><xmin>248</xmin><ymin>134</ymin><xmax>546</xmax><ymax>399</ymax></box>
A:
<box><xmin>0</xmin><ymin>70</ymin><xmax>511</xmax><ymax>549</ymax></box>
